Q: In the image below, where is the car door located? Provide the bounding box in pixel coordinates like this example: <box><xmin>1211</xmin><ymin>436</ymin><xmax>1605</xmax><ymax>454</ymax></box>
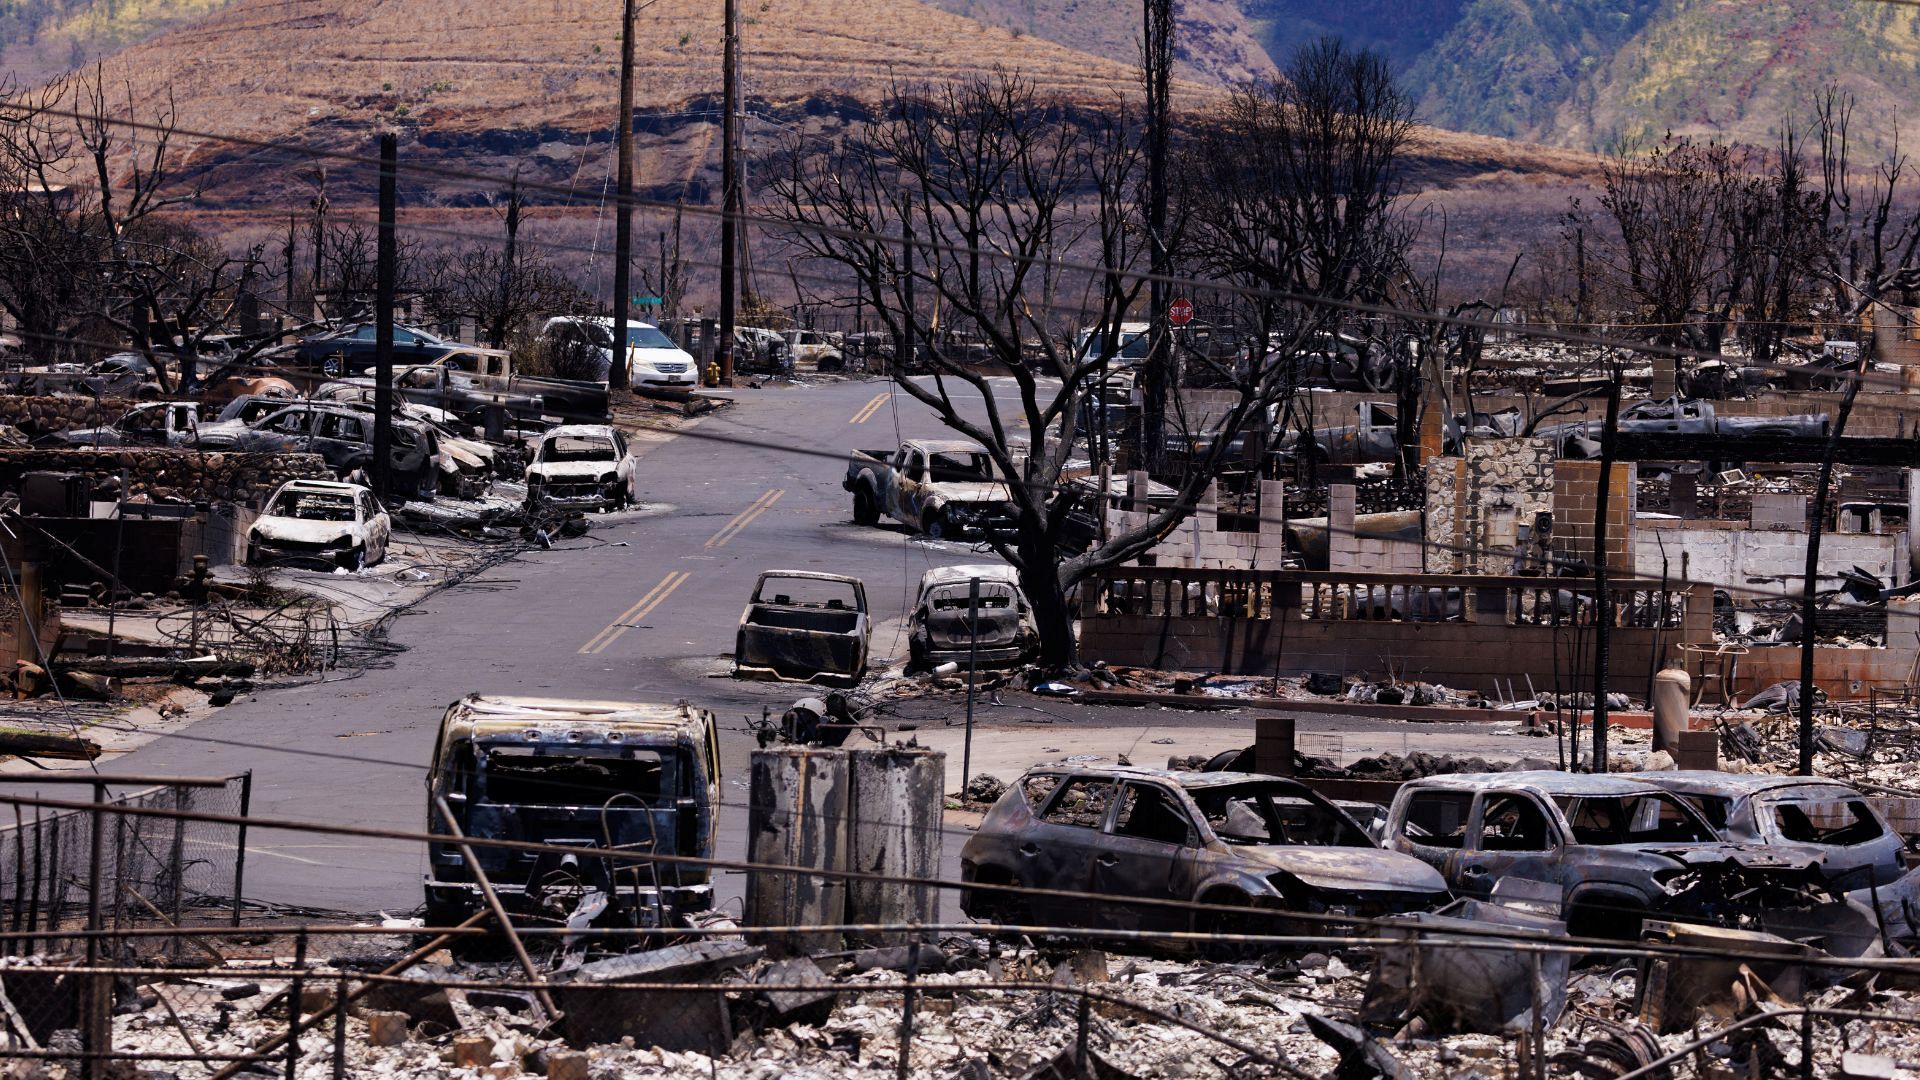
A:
<box><xmin>313</xmin><ymin>411</ymin><xmax>369</xmax><ymax>470</ymax></box>
<box><xmin>1022</xmin><ymin>775</ymin><xmax>1119</xmax><ymax>928</ymax></box>
<box><xmin>1391</xmin><ymin>787</ymin><xmax>1474</xmax><ymax>879</ymax></box>
<box><xmin>1453</xmin><ymin>790</ymin><xmax>1561</xmax><ymax>901</ymax></box>
<box><xmin>256</xmin><ymin>407</ymin><xmax>314</xmax><ymax>453</ymax></box>
<box><xmin>358</xmin><ymin>490</ymin><xmax>389</xmax><ymax>561</ymax></box>
<box><xmin>896</xmin><ymin>447</ymin><xmax>930</xmax><ymax>522</ymax></box>
<box><xmin>1097</xmin><ymin>782</ymin><xmax>1201</xmax><ymax>932</ymax></box>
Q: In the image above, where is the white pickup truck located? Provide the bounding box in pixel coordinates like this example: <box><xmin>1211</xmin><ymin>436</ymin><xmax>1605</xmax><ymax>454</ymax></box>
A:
<box><xmin>843</xmin><ymin>439</ymin><xmax>1016</xmax><ymax>539</ymax></box>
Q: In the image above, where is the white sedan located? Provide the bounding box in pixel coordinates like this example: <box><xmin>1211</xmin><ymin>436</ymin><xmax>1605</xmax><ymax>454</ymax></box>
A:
<box><xmin>247</xmin><ymin>480</ymin><xmax>392</xmax><ymax>571</ymax></box>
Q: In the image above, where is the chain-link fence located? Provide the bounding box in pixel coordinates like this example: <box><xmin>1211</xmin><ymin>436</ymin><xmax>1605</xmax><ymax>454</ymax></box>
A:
<box><xmin>4</xmin><ymin>784</ymin><xmax>1920</xmax><ymax>1078</ymax></box>
<box><xmin>0</xmin><ymin>774</ymin><xmax>250</xmax><ymax>959</ymax></box>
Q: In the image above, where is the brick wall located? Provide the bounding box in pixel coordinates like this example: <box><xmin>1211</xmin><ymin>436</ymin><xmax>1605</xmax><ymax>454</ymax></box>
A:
<box><xmin>1552</xmin><ymin>461</ymin><xmax>1636</xmax><ymax>574</ymax></box>
<box><xmin>1749</xmin><ymin>493</ymin><xmax>1807</xmax><ymax>531</ymax></box>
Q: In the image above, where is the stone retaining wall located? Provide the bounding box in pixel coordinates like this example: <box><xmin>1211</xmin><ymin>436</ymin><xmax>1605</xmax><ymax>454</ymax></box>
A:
<box><xmin>0</xmin><ymin>449</ymin><xmax>333</xmax><ymax>507</ymax></box>
<box><xmin>0</xmin><ymin>395</ymin><xmax>132</xmax><ymax>438</ymax></box>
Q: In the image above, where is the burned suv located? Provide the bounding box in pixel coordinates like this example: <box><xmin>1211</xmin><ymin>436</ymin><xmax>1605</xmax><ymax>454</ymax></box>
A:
<box><xmin>424</xmin><ymin>695</ymin><xmax>721</xmax><ymax>928</ymax></box>
<box><xmin>1385</xmin><ymin>772</ymin><xmax>1857</xmax><ymax>942</ymax></box>
<box><xmin>961</xmin><ymin>768</ymin><xmax>1448</xmax><ymax>946</ymax></box>
<box><xmin>907</xmin><ymin>564</ymin><xmax>1037</xmax><ymax>670</ymax></box>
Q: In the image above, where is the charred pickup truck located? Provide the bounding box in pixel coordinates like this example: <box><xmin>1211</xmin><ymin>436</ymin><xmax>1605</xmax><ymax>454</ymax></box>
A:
<box><xmin>1385</xmin><ymin>772</ymin><xmax>1864</xmax><ymax>944</ymax></box>
<box><xmin>1538</xmin><ymin>396</ymin><xmax>1829</xmax><ymax>459</ymax></box>
<box><xmin>734</xmin><ymin>571</ymin><xmax>871</xmax><ymax>687</ymax></box>
<box><xmin>845</xmin><ymin>439</ymin><xmax>1016</xmax><ymax>539</ymax></box>
<box><xmin>961</xmin><ymin>767</ymin><xmax>1449</xmax><ymax>948</ymax></box>
<box><xmin>424</xmin><ymin>695</ymin><xmax>721</xmax><ymax>927</ymax></box>
<box><xmin>908</xmin><ymin>563</ymin><xmax>1037</xmax><ymax>670</ymax></box>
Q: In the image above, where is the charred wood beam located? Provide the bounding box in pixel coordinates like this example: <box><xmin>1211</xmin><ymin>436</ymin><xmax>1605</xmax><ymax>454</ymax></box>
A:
<box><xmin>1611</xmin><ymin>432</ymin><xmax>1920</xmax><ymax>466</ymax></box>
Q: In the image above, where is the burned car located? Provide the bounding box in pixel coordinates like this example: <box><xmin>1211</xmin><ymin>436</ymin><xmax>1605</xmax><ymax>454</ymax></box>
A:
<box><xmin>961</xmin><ymin>768</ymin><xmax>1449</xmax><ymax>946</ymax></box>
<box><xmin>908</xmin><ymin>563</ymin><xmax>1036</xmax><ymax>670</ymax></box>
<box><xmin>246</xmin><ymin>479</ymin><xmax>391</xmax><ymax>571</ymax></box>
<box><xmin>424</xmin><ymin>695</ymin><xmax>721</xmax><ymax>927</ymax></box>
<box><xmin>1631</xmin><ymin>771</ymin><xmax>1907</xmax><ymax>890</ymax></box>
<box><xmin>525</xmin><ymin>424</ymin><xmax>637</xmax><ymax>513</ymax></box>
<box><xmin>197</xmin><ymin>401</ymin><xmax>440</xmax><ymax>498</ymax></box>
<box><xmin>734</xmin><ymin>571</ymin><xmax>870</xmax><ymax>688</ymax></box>
<box><xmin>1386</xmin><ymin>773</ymin><xmax>1860</xmax><ymax>943</ymax></box>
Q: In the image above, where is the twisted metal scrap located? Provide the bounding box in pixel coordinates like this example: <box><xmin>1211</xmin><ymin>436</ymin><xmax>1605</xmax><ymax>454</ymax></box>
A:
<box><xmin>155</xmin><ymin>597</ymin><xmax>340</xmax><ymax>674</ymax></box>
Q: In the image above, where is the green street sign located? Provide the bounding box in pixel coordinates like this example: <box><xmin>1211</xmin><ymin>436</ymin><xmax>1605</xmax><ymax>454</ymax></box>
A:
<box><xmin>632</xmin><ymin>297</ymin><xmax>663</xmax><ymax>305</ymax></box>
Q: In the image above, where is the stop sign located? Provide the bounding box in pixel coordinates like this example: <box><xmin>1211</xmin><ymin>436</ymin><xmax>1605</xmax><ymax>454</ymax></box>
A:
<box><xmin>1168</xmin><ymin>298</ymin><xmax>1194</xmax><ymax>326</ymax></box>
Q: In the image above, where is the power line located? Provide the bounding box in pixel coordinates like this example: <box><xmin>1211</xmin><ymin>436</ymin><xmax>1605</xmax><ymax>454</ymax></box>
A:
<box><xmin>17</xmin><ymin>99</ymin><xmax>1920</xmax><ymax>395</ymax></box>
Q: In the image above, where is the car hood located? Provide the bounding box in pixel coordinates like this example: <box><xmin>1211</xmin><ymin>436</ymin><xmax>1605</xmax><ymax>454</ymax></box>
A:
<box><xmin>1637</xmin><ymin>843</ymin><xmax>1824</xmax><ymax>872</ymax></box>
<box><xmin>1235</xmin><ymin>845</ymin><xmax>1448</xmax><ymax>895</ymax></box>
<box><xmin>254</xmin><ymin>516</ymin><xmax>363</xmax><ymax>544</ymax></box>
<box><xmin>528</xmin><ymin>460</ymin><xmax>619</xmax><ymax>480</ymax></box>
<box><xmin>441</xmin><ymin>437</ymin><xmax>492</xmax><ymax>469</ymax></box>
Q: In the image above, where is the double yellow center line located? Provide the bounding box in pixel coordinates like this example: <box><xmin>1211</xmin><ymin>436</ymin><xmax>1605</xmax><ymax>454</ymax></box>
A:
<box><xmin>579</xmin><ymin>570</ymin><xmax>691</xmax><ymax>655</ymax></box>
<box><xmin>705</xmin><ymin>488</ymin><xmax>783</xmax><ymax>549</ymax></box>
<box><xmin>848</xmin><ymin>392</ymin><xmax>888</xmax><ymax>424</ymax></box>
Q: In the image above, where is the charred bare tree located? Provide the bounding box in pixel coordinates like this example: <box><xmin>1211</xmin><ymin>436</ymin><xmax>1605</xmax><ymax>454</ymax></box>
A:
<box><xmin>1811</xmin><ymin>89</ymin><xmax>1920</xmax><ymax>317</ymax></box>
<box><xmin>1180</xmin><ymin>37</ymin><xmax>1416</xmax><ymax>469</ymax></box>
<box><xmin>0</xmin><ymin>75</ymin><xmax>106</xmax><ymax>361</ymax></box>
<box><xmin>766</xmin><ymin>74</ymin><xmax>1295</xmax><ymax>668</ymax></box>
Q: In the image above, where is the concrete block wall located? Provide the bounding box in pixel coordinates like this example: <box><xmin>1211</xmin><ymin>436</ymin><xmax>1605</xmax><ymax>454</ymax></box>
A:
<box><xmin>1552</xmin><ymin>461</ymin><xmax>1636</xmax><ymax>573</ymax></box>
<box><xmin>1636</xmin><ymin>519</ymin><xmax>1909</xmax><ymax>592</ymax></box>
<box><xmin>1109</xmin><ymin>479</ymin><xmax>1289</xmax><ymax>570</ymax></box>
<box><xmin>1327</xmin><ymin>483</ymin><xmax>1423</xmax><ymax>573</ymax></box>
<box><xmin>1750</xmin><ymin>493</ymin><xmax>1807</xmax><ymax>531</ymax></box>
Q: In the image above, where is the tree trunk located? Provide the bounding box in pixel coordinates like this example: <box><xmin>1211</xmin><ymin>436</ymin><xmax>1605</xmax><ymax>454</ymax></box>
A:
<box><xmin>1018</xmin><ymin>538</ymin><xmax>1078</xmax><ymax>669</ymax></box>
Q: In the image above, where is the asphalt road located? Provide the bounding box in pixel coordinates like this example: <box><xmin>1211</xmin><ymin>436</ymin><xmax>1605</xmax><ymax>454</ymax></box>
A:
<box><xmin>0</xmin><ymin>376</ymin><xmax>1524</xmax><ymax>918</ymax></box>
<box><xmin>0</xmin><ymin>379</ymin><xmax>1030</xmax><ymax>916</ymax></box>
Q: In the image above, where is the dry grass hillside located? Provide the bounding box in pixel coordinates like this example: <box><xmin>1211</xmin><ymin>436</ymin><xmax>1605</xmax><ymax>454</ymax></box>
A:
<box><xmin>51</xmin><ymin>0</ymin><xmax>1605</xmax><ymax>294</ymax></box>
<box><xmin>92</xmin><ymin>0</ymin><xmax>1157</xmax><ymax>145</ymax></box>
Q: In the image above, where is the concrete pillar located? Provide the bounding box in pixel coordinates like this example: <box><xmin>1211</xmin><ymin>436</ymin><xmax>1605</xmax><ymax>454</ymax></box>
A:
<box><xmin>1327</xmin><ymin>484</ymin><xmax>1357</xmax><ymax>571</ymax></box>
<box><xmin>746</xmin><ymin>748</ymin><xmax>851</xmax><ymax>955</ymax></box>
<box><xmin>1254</xmin><ymin>716</ymin><xmax>1295</xmax><ymax>776</ymax></box>
<box><xmin>845</xmin><ymin>747</ymin><xmax>945</xmax><ymax>945</ymax></box>
<box><xmin>1908</xmin><ymin>471</ymin><xmax>1920</xmax><ymax>579</ymax></box>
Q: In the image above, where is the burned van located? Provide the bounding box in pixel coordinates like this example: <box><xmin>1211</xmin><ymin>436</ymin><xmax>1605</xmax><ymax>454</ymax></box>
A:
<box><xmin>424</xmin><ymin>695</ymin><xmax>721</xmax><ymax>927</ymax></box>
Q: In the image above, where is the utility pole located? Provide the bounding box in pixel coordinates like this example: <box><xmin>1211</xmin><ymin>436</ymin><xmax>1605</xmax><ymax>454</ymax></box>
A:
<box><xmin>609</xmin><ymin>0</ymin><xmax>637</xmax><ymax>393</ymax></box>
<box><xmin>493</xmin><ymin>177</ymin><xmax>522</xmax><ymax>349</ymax></box>
<box><xmin>282</xmin><ymin>215</ymin><xmax>296</xmax><ymax>333</ymax></box>
<box><xmin>1141</xmin><ymin>0</ymin><xmax>1173</xmax><ymax>469</ymax></box>
<box><xmin>1589</xmin><ymin>366</ymin><xmax>1621</xmax><ymax>772</ymax></box>
<box><xmin>1800</xmin><ymin>363</ymin><xmax>1863</xmax><ymax>773</ymax></box>
<box><xmin>718</xmin><ymin>0</ymin><xmax>741</xmax><ymax>386</ymax></box>
<box><xmin>373</xmin><ymin>133</ymin><xmax>397</xmax><ymax>500</ymax></box>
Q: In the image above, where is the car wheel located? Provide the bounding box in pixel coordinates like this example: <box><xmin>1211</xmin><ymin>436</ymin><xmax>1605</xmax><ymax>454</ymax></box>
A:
<box><xmin>852</xmin><ymin>488</ymin><xmax>879</xmax><ymax>526</ymax></box>
<box><xmin>1197</xmin><ymin>890</ymin><xmax>1281</xmax><ymax>961</ymax></box>
<box><xmin>338</xmin><ymin>547</ymin><xmax>366</xmax><ymax>572</ymax></box>
<box><xmin>922</xmin><ymin>511</ymin><xmax>948</xmax><ymax>541</ymax></box>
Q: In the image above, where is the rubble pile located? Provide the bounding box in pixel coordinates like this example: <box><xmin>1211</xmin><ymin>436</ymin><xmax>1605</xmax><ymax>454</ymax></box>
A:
<box><xmin>72</xmin><ymin>927</ymin><xmax>1920</xmax><ymax>1080</ymax></box>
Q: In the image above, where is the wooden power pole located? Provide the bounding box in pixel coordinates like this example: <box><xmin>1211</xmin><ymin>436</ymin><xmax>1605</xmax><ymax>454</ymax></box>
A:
<box><xmin>719</xmin><ymin>0</ymin><xmax>741</xmax><ymax>386</ymax></box>
<box><xmin>1142</xmin><ymin>0</ymin><xmax>1173</xmax><ymax>467</ymax></box>
<box><xmin>609</xmin><ymin>0</ymin><xmax>637</xmax><ymax>393</ymax></box>
<box><xmin>373</xmin><ymin>134</ymin><xmax>397</xmax><ymax>499</ymax></box>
